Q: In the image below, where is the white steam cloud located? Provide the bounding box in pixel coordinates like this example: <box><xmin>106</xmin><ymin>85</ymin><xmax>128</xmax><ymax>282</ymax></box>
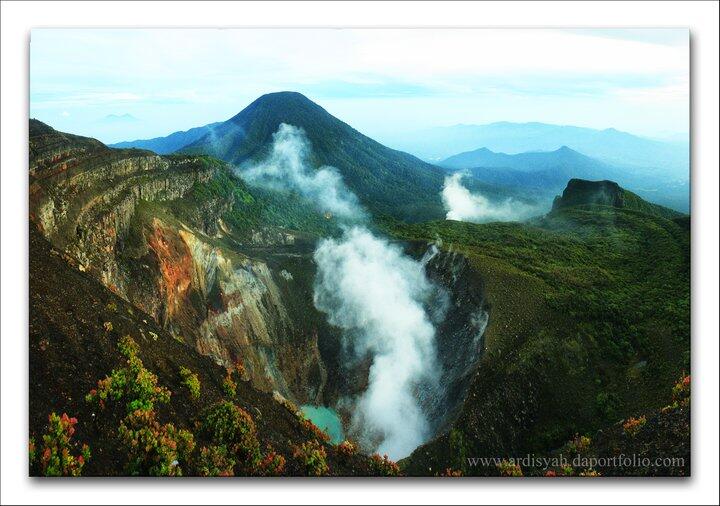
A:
<box><xmin>313</xmin><ymin>227</ymin><xmax>440</xmax><ymax>459</ymax></box>
<box><xmin>240</xmin><ymin>123</ymin><xmax>365</xmax><ymax>220</ymax></box>
<box><xmin>441</xmin><ymin>172</ymin><xmax>538</xmax><ymax>223</ymax></box>
<box><xmin>244</xmin><ymin>124</ymin><xmax>443</xmax><ymax>459</ymax></box>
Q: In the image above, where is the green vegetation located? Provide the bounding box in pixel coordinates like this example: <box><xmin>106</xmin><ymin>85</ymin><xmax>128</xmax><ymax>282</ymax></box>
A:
<box><xmin>119</xmin><ymin>408</ymin><xmax>195</xmax><ymax>476</ymax></box>
<box><xmin>497</xmin><ymin>460</ymin><xmax>523</xmax><ymax>477</ymax></box>
<box><xmin>85</xmin><ymin>335</ymin><xmax>171</xmax><ymax>414</ymax></box>
<box><xmin>292</xmin><ymin>440</ymin><xmax>329</xmax><ymax>476</ymax></box>
<box><xmin>222</xmin><ymin>373</ymin><xmax>237</xmax><ymax>398</ymax></box>
<box><xmin>196</xmin><ymin>445</ymin><xmax>236</xmax><ymax>477</ymax></box>
<box><xmin>179</xmin><ymin>366</ymin><xmax>201</xmax><ymax>400</ymax></box>
<box><xmin>388</xmin><ymin>202</ymin><xmax>689</xmax><ymax>463</ymax></box>
<box><xmin>31</xmin><ymin>413</ymin><xmax>90</xmax><ymax>477</ymax></box>
<box><xmin>368</xmin><ymin>453</ymin><xmax>401</xmax><ymax>477</ymax></box>
<box><xmin>198</xmin><ymin>401</ymin><xmax>261</xmax><ymax>471</ymax></box>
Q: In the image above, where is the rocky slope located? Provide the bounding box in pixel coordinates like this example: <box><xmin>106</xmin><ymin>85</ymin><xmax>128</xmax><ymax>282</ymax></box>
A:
<box><xmin>29</xmin><ymin>225</ymin><xmax>387</xmax><ymax>476</ymax></box>
<box><xmin>29</xmin><ymin>119</ymin><xmax>331</xmax><ymax>405</ymax></box>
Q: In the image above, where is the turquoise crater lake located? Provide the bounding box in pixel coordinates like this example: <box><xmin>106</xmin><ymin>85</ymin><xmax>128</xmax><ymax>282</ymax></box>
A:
<box><xmin>300</xmin><ymin>405</ymin><xmax>345</xmax><ymax>444</ymax></box>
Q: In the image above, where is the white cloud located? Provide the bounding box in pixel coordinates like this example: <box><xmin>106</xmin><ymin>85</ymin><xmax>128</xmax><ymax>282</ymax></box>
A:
<box><xmin>29</xmin><ymin>28</ymin><xmax>689</xmax><ymax>141</ymax></box>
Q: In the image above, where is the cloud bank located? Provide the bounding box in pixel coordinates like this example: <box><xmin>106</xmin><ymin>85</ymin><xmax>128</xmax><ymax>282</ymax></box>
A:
<box><xmin>441</xmin><ymin>173</ymin><xmax>539</xmax><ymax>223</ymax></box>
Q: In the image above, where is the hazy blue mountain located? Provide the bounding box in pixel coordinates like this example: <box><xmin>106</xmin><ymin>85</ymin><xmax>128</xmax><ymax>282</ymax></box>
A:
<box><xmin>386</xmin><ymin>121</ymin><xmax>689</xmax><ymax>181</ymax></box>
<box><xmin>109</xmin><ymin>122</ymin><xmax>221</xmax><ymax>154</ymax></box>
<box><xmin>439</xmin><ymin>145</ymin><xmax>689</xmax><ymax>213</ymax></box>
<box><xmin>441</xmin><ymin>145</ymin><xmax>621</xmax><ymax>177</ymax></box>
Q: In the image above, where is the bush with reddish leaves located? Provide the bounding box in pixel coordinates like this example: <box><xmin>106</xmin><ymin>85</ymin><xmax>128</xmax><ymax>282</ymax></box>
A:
<box><xmin>369</xmin><ymin>453</ymin><xmax>401</xmax><ymax>477</ymax></box>
<box><xmin>195</xmin><ymin>445</ymin><xmax>236</xmax><ymax>477</ymax></box>
<box><xmin>622</xmin><ymin>415</ymin><xmax>647</xmax><ymax>436</ymax></box>
<box><xmin>118</xmin><ymin>408</ymin><xmax>195</xmax><ymax>476</ymax></box>
<box><xmin>292</xmin><ymin>440</ymin><xmax>329</xmax><ymax>476</ymax></box>
<box><xmin>336</xmin><ymin>440</ymin><xmax>357</xmax><ymax>458</ymax></box>
<box><xmin>256</xmin><ymin>449</ymin><xmax>287</xmax><ymax>476</ymax></box>
<box><xmin>32</xmin><ymin>412</ymin><xmax>91</xmax><ymax>476</ymax></box>
<box><xmin>437</xmin><ymin>468</ymin><xmax>463</xmax><ymax>477</ymax></box>
<box><xmin>222</xmin><ymin>373</ymin><xmax>237</xmax><ymax>398</ymax></box>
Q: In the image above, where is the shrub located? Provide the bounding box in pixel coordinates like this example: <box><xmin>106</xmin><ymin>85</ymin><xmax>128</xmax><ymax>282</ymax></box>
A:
<box><xmin>369</xmin><ymin>453</ymin><xmax>400</xmax><ymax>477</ymax></box>
<box><xmin>222</xmin><ymin>373</ymin><xmax>237</xmax><ymax>398</ymax></box>
<box><xmin>336</xmin><ymin>440</ymin><xmax>357</xmax><ymax>458</ymax></box>
<box><xmin>560</xmin><ymin>464</ymin><xmax>575</xmax><ymax>476</ymax></box>
<box><xmin>196</xmin><ymin>445</ymin><xmax>236</xmax><ymax>477</ymax></box>
<box><xmin>235</xmin><ymin>359</ymin><xmax>247</xmax><ymax>381</ymax></box>
<box><xmin>622</xmin><ymin>416</ymin><xmax>647</xmax><ymax>436</ymax></box>
<box><xmin>117</xmin><ymin>334</ymin><xmax>139</xmax><ymax>358</ymax></box>
<box><xmin>29</xmin><ymin>437</ymin><xmax>36</xmax><ymax>467</ymax></box>
<box><xmin>199</xmin><ymin>401</ymin><xmax>261</xmax><ymax>471</ymax></box>
<box><xmin>544</xmin><ymin>469</ymin><xmax>557</xmax><ymax>477</ymax></box>
<box><xmin>672</xmin><ymin>374</ymin><xmax>690</xmax><ymax>403</ymax></box>
<box><xmin>103</xmin><ymin>321</ymin><xmax>113</xmax><ymax>332</ymax></box>
<box><xmin>663</xmin><ymin>374</ymin><xmax>691</xmax><ymax>413</ymax></box>
<box><xmin>35</xmin><ymin>413</ymin><xmax>91</xmax><ymax>476</ymax></box>
<box><xmin>256</xmin><ymin>449</ymin><xmax>287</xmax><ymax>476</ymax></box>
<box><xmin>565</xmin><ymin>434</ymin><xmax>592</xmax><ymax>454</ymax></box>
<box><xmin>85</xmin><ymin>336</ymin><xmax>170</xmax><ymax>413</ymax></box>
<box><xmin>580</xmin><ymin>468</ymin><xmax>601</xmax><ymax>477</ymax></box>
<box><xmin>179</xmin><ymin>366</ymin><xmax>201</xmax><ymax>400</ymax></box>
<box><xmin>292</xmin><ymin>440</ymin><xmax>329</xmax><ymax>476</ymax></box>
<box><xmin>437</xmin><ymin>468</ymin><xmax>463</xmax><ymax>477</ymax></box>
<box><xmin>497</xmin><ymin>459</ymin><xmax>523</xmax><ymax>477</ymax></box>
<box><xmin>118</xmin><ymin>408</ymin><xmax>195</xmax><ymax>476</ymax></box>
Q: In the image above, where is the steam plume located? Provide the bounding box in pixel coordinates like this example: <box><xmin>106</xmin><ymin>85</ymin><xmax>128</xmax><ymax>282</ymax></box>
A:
<box><xmin>244</xmin><ymin>124</ymin><xmax>443</xmax><ymax>459</ymax></box>
<box><xmin>240</xmin><ymin>123</ymin><xmax>365</xmax><ymax>220</ymax></box>
<box><xmin>441</xmin><ymin>172</ymin><xmax>538</xmax><ymax>222</ymax></box>
<box><xmin>313</xmin><ymin>227</ymin><xmax>440</xmax><ymax>459</ymax></box>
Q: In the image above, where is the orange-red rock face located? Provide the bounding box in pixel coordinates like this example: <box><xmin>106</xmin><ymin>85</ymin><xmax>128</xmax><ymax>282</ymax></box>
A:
<box><xmin>147</xmin><ymin>218</ymin><xmax>194</xmax><ymax>321</ymax></box>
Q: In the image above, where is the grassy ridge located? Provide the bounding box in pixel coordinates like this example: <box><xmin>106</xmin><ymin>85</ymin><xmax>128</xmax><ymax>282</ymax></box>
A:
<box><xmin>390</xmin><ymin>205</ymin><xmax>689</xmax><ymax>471</ymax></box>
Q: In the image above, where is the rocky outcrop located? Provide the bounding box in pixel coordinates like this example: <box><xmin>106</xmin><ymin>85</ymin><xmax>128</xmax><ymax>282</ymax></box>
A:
<box><xmin>552</xmin><ymin>179</ymin><xmax>625</xmax><ymax>211</ymax></box>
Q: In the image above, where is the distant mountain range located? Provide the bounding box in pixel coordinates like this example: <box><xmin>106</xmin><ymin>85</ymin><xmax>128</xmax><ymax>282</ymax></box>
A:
<box><xmin>386</xmin><ymin>121</ymin><xmax>689</xmax><ymax>180</ymax></box>
<box><xmin>439</xmin><ymin>145</ymin><xmax>624</xmax><ymax>187</ymax></box>
<box><xmin>438</xmin><ymin>144</ymin><xmax>689</xmax><ymax>213</ymax></box>
<box><xmin>110</xmin><ymin>122</ymin><xmax>221</xmax><ymax>154</ymax></box>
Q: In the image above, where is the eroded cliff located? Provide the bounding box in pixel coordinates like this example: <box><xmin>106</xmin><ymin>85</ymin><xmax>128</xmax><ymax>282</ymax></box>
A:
<box><xmin>29</xmin><ymin>120</ymin><xmax>328</xmax><ymax>404</ymax></box>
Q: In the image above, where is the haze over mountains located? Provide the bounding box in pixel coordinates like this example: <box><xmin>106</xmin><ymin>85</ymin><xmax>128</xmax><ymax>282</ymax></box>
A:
<box><xmin>110</xmin><ymin>122</ymin><xmax>222</xmax><ymax>154</ymax></box>
<box><xmin>385</xmin><ymin>121</ymin><xmax>689</xmax><ymax>175</ymax></box>
<box><xmin>110</xmin><ymin>92</ymin><xmax>689</xmax><ymax>213</ymax></box>
<box><xmin>438</xmin><ymin>145</ymin><xmax>689</xmax><ymax>212</ymax></box>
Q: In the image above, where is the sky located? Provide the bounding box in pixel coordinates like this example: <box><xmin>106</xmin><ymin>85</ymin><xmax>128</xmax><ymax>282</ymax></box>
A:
<box><xmin>30</xmin><ymin>28</ymin><xmax>689</xmax><ymax>144</ymax></box>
